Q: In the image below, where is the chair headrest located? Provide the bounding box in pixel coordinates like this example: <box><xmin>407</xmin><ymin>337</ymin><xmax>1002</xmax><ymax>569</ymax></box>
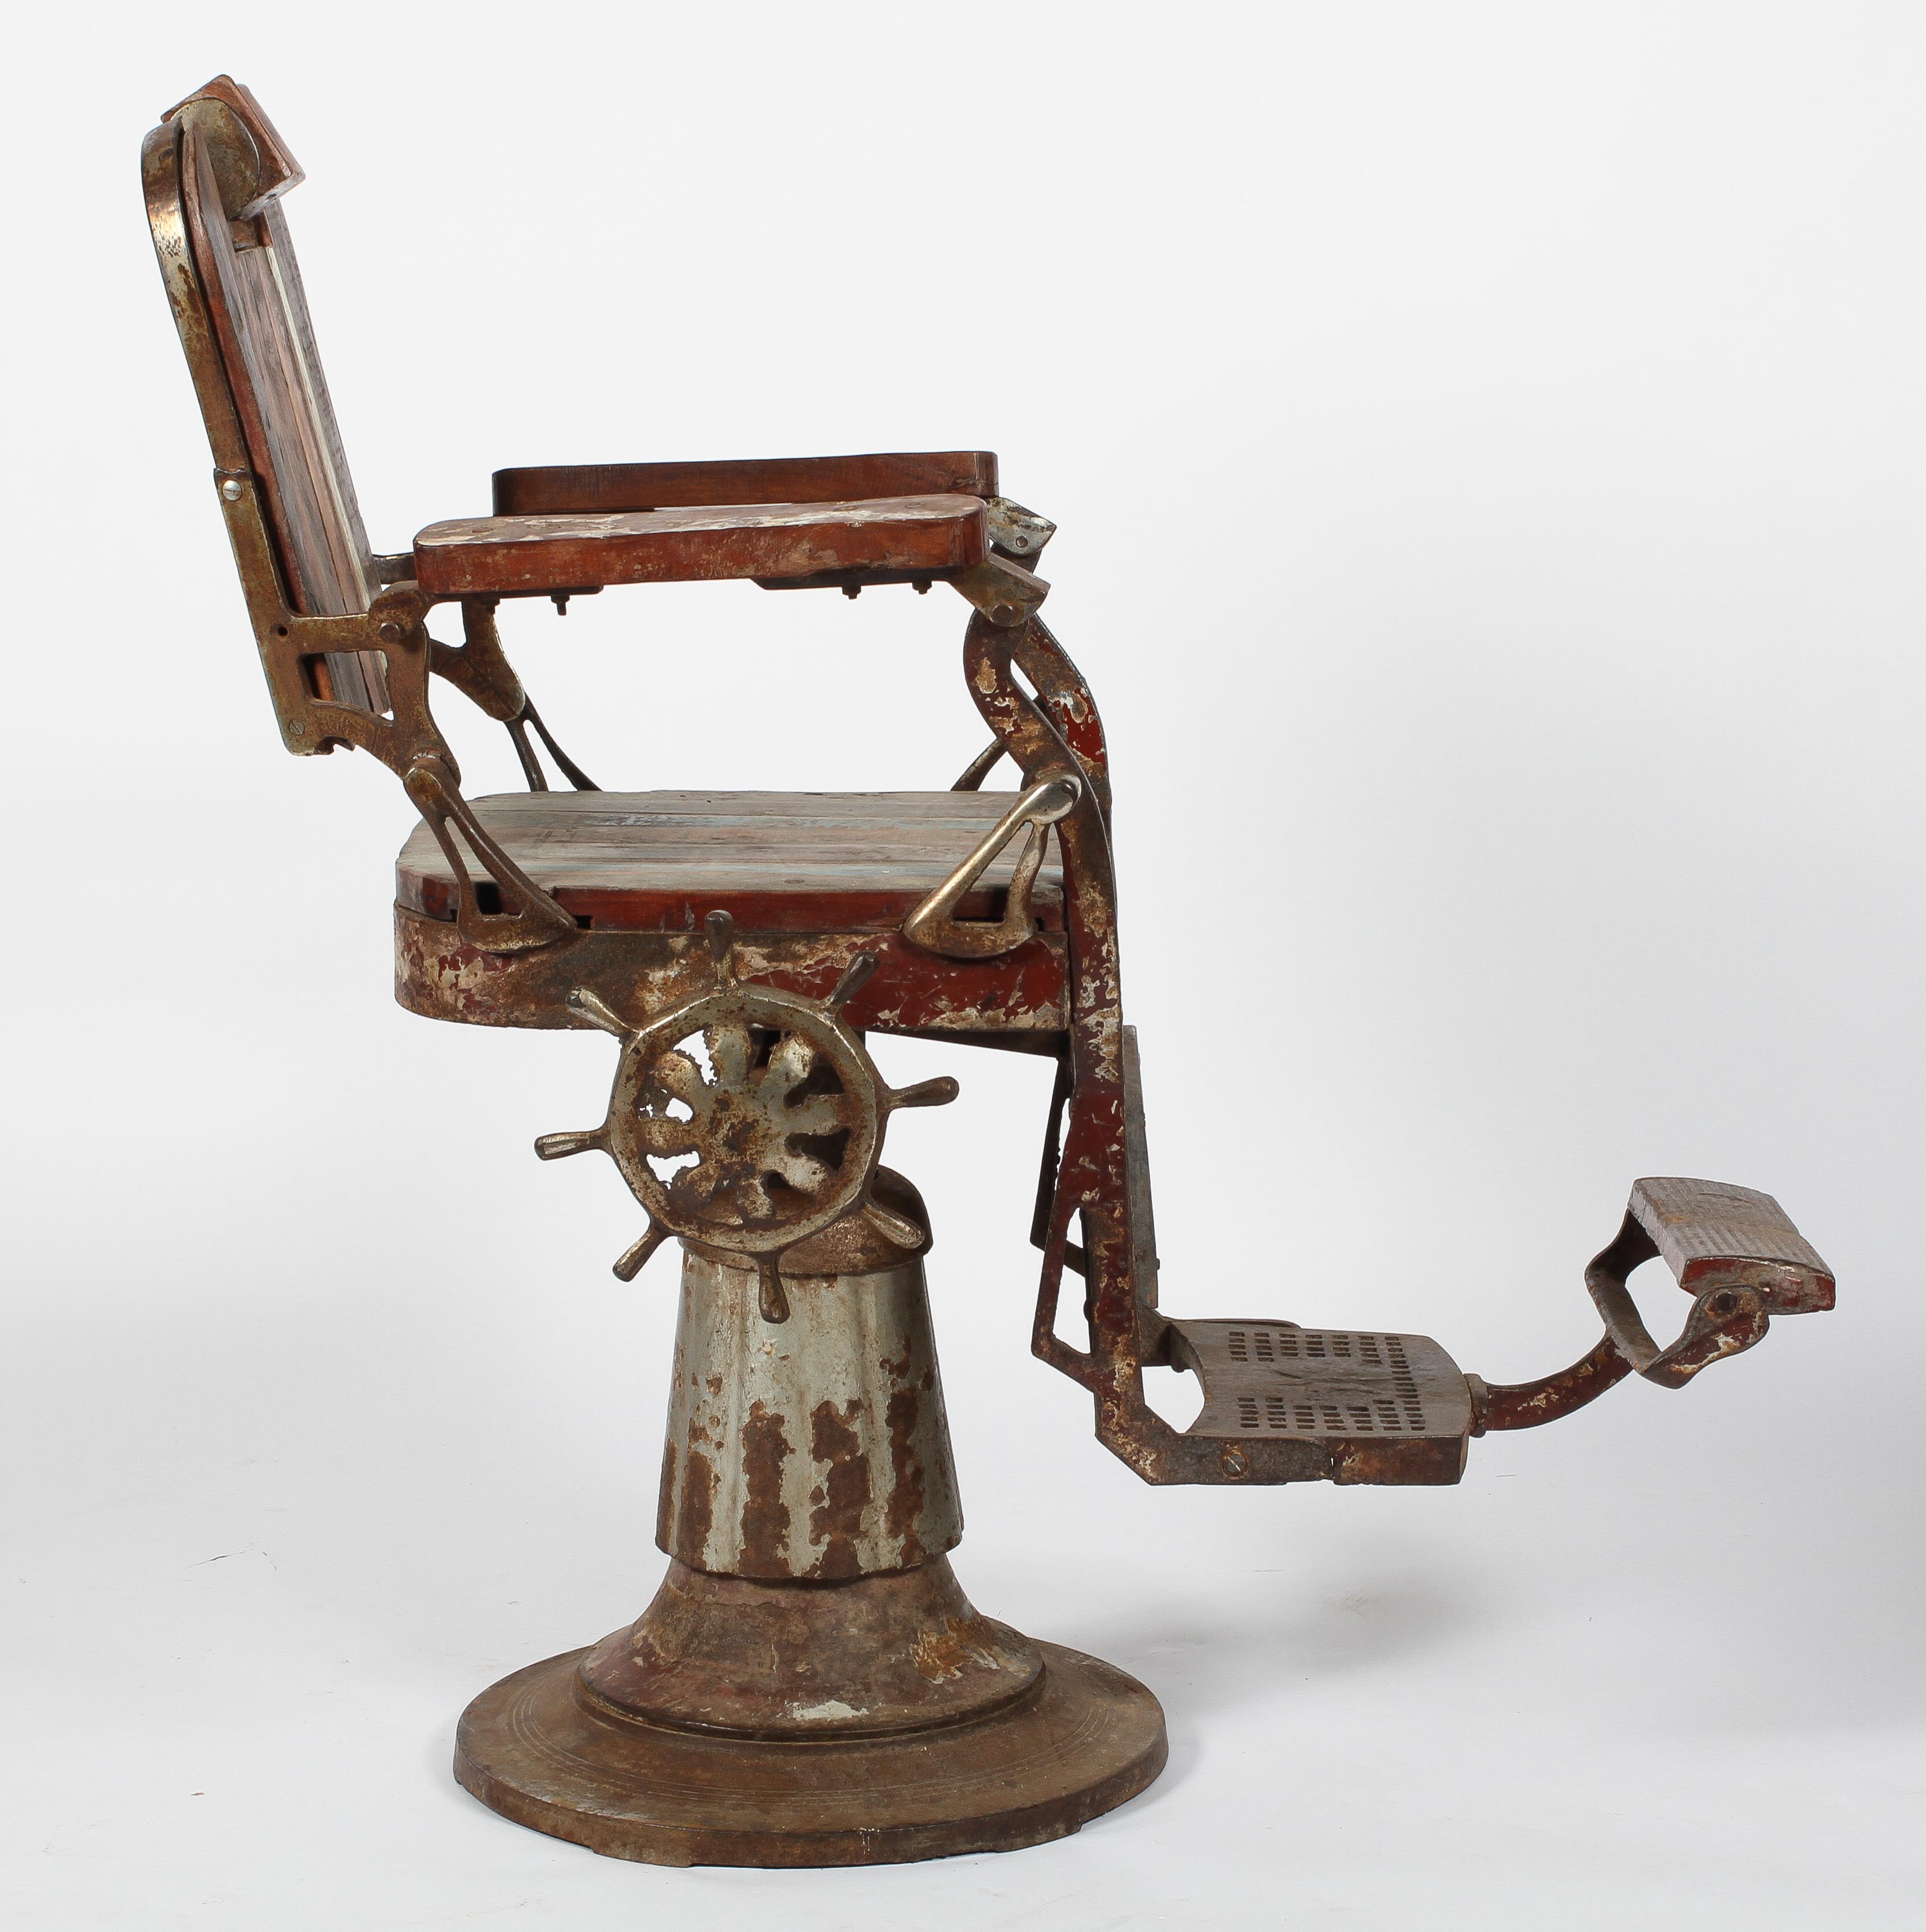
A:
<box><xmin>161</xmin><ymin>75</ymin><xmax>303</xmax><ymax>222</ymax></box>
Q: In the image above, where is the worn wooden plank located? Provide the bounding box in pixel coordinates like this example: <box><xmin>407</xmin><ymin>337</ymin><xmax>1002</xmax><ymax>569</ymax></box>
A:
<box><xmin>397</xmin><ymin>790</ymin><xmax>1064</xmax><ymax>933</ymax></box>
<box><xmin>174</xmin><ymin>90</ymin><xmax>387</xmax><ymax>709</ymax></box>
<box><xmin>492</xmin><ymin>452</ymin><xmax>999</xmax><ymax>517</ymax></box>
<box><xmin>413</xmin><ymin>497</ymin><xmax>986</xmax><ymax>597</ymax></box>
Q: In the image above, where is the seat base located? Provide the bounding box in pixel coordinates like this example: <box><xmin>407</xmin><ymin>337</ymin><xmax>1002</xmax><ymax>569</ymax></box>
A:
<box><xmin>393</xmin><ymin>906</ymin><xmax>1069</xmax><ymax>1035</ymax></box>
<box><xmin>455</xmin><ymin>1635</ymin><xmax>1166</xmax><ymax>1868</ymax></box>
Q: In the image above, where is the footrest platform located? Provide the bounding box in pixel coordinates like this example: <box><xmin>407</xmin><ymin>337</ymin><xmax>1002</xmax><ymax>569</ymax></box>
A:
<box><xmin>1163</xmin><ymin>1320</ymin><xmax>1474</xmax><ymax>1486</ymax></box>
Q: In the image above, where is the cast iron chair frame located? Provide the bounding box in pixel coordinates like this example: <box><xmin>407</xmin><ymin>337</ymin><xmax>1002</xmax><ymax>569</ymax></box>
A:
<box><xmin>146</xmin><ymin>76</ymin><xmax>1836</xmax><ymax>1502</ymax></box>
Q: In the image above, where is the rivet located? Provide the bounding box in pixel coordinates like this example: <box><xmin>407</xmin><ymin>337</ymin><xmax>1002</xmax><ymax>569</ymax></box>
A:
<box><xmin>377</xmin><ymin>620</ymin><xmax>404</xmax><ymax>643</ymax></box>
<box><xmin>220</xmin><ymin>479</ymin><xmax>244</xmax><ymax>501</ymax></box>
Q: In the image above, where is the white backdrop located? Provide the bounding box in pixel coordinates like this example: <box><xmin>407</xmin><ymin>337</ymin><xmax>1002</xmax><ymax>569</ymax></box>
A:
<box><xmin>5</xmin><ymin>4</ymin><xmax>1921</xmax><ymax>1927</ymax></box>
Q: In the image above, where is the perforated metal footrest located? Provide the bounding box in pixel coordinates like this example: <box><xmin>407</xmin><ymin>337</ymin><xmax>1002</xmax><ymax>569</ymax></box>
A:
<box><xmin>1163</xmin><ymin>1320</ymin><xmax>1474</xmax><ymax>1486</ymax></box>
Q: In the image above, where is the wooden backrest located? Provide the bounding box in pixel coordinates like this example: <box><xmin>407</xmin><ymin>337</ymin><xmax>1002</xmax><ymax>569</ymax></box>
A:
<box><xmin>154</xmin><ymin>78</ymin><xmax>387</xmax><ymax>709</ymax></box>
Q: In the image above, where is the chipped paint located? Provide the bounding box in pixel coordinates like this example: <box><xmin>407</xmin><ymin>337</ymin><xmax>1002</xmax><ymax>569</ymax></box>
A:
<box><xmin>656</xmin><ymin>1245</ymin><xmax>962</xmax><ymax>1578</ymax></box>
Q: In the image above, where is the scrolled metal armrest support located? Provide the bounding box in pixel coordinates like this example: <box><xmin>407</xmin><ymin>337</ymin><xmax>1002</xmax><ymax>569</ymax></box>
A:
<box><xmin>902</xmin><ymin>773</ymin><xmax>1081</xmax><ymax>959</ymax></box>
<box><xmin>1473</xmin><ymin>1176</ymin><xmax>1835</xmax><ymax>1431</ymax></box>
<box><xmin>430</xmin><ymin>598</ymin><xmax>600</xmax><ymax>794</ymax></box>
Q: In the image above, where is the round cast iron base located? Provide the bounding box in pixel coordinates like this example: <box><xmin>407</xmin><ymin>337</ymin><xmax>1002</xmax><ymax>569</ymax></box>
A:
<box><xmin>454</xmin><ymin>1640</ymin><xmax>1168</xmax><ymax>1868</ymax></box>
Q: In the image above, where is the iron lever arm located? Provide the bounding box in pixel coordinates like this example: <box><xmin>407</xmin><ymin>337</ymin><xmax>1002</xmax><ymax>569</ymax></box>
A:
<box><xmin>901</xmin><ymin>774</ymin><xmax>1081</xmax><ymax>959</ymax></box>
<box><xmin>951</xmin><ymin>739</ymin><xmax>1008</xmax><ymax>791</ymax></box>
<box><xmin>1472</xmin><ymin>1176</ymin><xmax>1835</xmax><ymax>1431</ymax></box>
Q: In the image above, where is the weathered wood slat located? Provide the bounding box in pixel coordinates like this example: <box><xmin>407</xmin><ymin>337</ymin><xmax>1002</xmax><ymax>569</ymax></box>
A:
<box><xmin>412</xmin><ymin>498</ymin><xmax>986</xmax><ymax>597</ymax></box>
<box><xmin>175</xmin><ymin>91</ymin><xmax>388</xmax><ymax>710</ymax></box>
<box><xmin>492</xmin><ymin>452</ymin><xmax>999</xmax><ymax>516</ymax></box>
<box><xmin>396</xmin><ymin>790</ymin><xmax>1064</xmax><ymax>932</ymax></box>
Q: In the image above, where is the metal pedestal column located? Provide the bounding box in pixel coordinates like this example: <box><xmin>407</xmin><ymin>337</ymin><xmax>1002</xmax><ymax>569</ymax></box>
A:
<box><xmin>454</xmin><ymin>1173</ymin><xmax>1167</xmax><ymax>1867</ymax></box>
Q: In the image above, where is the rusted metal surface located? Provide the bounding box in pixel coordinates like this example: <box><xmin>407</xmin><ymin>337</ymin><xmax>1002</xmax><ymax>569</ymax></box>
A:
<box><xmin>392</xmin><ymin>910</ymin><xmax>1071</xmax><ymax>1035</ymax></box>
<box><xmin>535</xmin><ymin>914</ymin><xmax>956</xmax><ymax>1313</ymax></box>
<box><xmin>1581</xmin><ymin>1176</ymin><xmax>1832</xmax><ymax>1389</ymax></box>
<box><xmin>655</xmin><ymin>1184</ymin><xmax>961</xmax><ymax>1578</ymax></box>
<box><xmin>946</xmin><ymin>553</ymin><xmax>1051</xmax><ymax>630</ymax></box>
<box><xmin>958</xmin><ymin>609</ymin><xmax>1837</xmax><ymax>1482</ymax></box>
<box><xmin>1469</xmin><ymin>1337</ymin><xmax>1634</xmax><ymax>1434</ymax></box>
<box><xmin>1472</xmin><ymin>1180</ymin><xmax>1833</xmax><ymax>1426</ymax></box>
<box><xmin>454</xmin><ymin>1635</ymin><xmax>1166</xmax><ymax>1869</ymax></box>
<box><xmin>1162</xmin><ymin>1323</ymin><xmax>1472</xmax><ymax>1486</ymax></box>
<box><xmin>983</xmin><ymin>497</ymin><xmax>1056</xmax><ymax>566</ymax></box>
<box><xmin>580</xmin><ymin>1556</ymin><xmax>1037</xmax><ymax>1738</ymax></box>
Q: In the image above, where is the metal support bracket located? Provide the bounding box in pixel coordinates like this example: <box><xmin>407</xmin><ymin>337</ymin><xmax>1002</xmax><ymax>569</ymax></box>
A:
<box><xmin>984</xmin><ymin>498</ymin><xmax>1056</xmax><ymax>567</ymax></box>
<box><xmin>902</xmin><ymin>773</ymin><xmax>1081</xmax><ymax>959</ymax></box>
<box><xmin>948</xmin><ymin>554</ymin><xmax>1049</xmax><ymax>629</ymax></box>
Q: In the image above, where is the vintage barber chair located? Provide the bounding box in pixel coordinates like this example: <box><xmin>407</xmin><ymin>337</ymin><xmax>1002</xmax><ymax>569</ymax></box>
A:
<box><xmin>146</xmin><ymin>76</ymin><xmax>1837</xmax><ymax>1868</ymax></box>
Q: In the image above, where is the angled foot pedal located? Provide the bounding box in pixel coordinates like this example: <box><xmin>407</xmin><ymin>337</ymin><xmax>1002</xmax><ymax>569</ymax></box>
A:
<box><xmin>1164</xmin><ymin>1321</ymin><xmax>1473</xmax><ymax>1486</ymax></box>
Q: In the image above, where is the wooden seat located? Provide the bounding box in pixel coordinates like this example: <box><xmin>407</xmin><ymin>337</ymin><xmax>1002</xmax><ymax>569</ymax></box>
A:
<box><xmin>396</xmin><ymin>790</ymin><xmax>1067</xmax><ymax>933</ymax></box>
<box><xmin>412</xmin><ymin>496</ymin><xmax>986</xmax><ymax>598</ymax></box>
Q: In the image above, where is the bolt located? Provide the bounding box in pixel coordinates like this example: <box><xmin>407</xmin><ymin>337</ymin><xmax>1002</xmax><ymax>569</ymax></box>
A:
<box><xmin>1220</xmin><ymin>1448</ymin><xmax>1249</xmax><ymax>1478</ymax></box>
<box><xmin>989</xmin><ymin>602</ymin><xmax>1019</xmax><ymax>625</ymax></box>
<box><xmin>220</xmin><ymin>479</ymin><xmax>244</xmax><ymax>501</ymax></box>
<box><xmin>377</xmin><ymin>621</ymin><xmax>404</xmax><ymax>643</ymax></box>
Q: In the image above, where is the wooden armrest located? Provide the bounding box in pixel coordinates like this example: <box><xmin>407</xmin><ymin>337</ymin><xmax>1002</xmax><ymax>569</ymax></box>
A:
<box><xmin>491</xmin><ymin>451</ymin><xmax>999</xmax><ymax>517</ymax></box>
<box><xmin>413</xmin><ymin>495</ymin><xmax>987</xmax><ymax>597</ymax></box>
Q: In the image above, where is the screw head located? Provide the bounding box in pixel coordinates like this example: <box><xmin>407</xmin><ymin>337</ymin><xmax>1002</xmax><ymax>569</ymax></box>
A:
<box><xmin>220</xmin><ymin>479</ymin><xmax>244</xmax><ymax>501</ymax></box>
<box><xmin>1220</xmin><ymin>1448</ymin><xmax>1249</xmax><ymax>1479</ymax></box>
<box><xmin>289</xmin><ymin>720</ymin><xmax>305</xmax><ymax>736</ymax></box>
